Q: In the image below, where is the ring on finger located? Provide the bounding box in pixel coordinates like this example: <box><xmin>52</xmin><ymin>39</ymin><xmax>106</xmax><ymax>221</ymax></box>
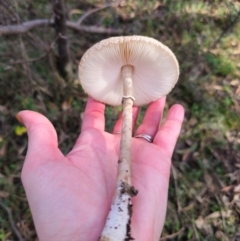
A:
<box><xmin>134</xmin><ymin>134</ymin><xmax>153</xmax><ymax>143</ymax></box>
<box><xmin>114</xmin><ymin>131</ymin><xmax>122</xmax><ymax>134</ymax></box>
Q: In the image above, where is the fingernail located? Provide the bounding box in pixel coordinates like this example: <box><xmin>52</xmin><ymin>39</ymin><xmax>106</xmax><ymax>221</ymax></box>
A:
<box><xmin>15</xmin><ymin>114</ymin><xmax>23</xmax><ymax>124</ymax></box>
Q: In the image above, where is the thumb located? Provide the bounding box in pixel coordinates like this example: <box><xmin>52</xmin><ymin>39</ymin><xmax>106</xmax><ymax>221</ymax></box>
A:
<box><xmin>16</xmin><ymin>110</ymin><xmax>64</xmax><ymax>167</ymax></box>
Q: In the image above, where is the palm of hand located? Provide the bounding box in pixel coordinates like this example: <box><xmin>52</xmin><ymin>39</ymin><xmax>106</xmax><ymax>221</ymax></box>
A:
<box><xmin>19</xmin><ymin>97</ymin><xmax>184</xmax><ymax>241</ymax></box>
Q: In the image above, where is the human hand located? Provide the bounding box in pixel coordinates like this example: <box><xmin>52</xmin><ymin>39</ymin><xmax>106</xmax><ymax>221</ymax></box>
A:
<box><xmin>17</xmin><ymin>96</ymin><xmax>184</xmax><ymax>241</ymax></box>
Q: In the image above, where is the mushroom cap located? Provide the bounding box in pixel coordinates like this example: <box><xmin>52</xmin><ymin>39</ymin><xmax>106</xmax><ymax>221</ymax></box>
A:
<box><xmin>79</xmin><ymin>36</ymin><xmax>179</xmax><ymax>106</ymax></box>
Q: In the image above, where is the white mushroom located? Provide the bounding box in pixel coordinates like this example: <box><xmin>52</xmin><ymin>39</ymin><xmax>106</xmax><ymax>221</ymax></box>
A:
<box><xmin>78</xmin><ymin>35</ymin><xmax>179</xmax><ymax>241</ymax></box>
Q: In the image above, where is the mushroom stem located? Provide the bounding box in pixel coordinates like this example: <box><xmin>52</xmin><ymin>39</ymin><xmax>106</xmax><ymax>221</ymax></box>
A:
<box><xmin>100</xmin><ymin>65</ymin><xmax>138</xmax><ymax>241</ymax></box>
<box><xmin>119</xmin><ymin>65</ymin><xmax>134</xmax><ymax>185</ymax></box>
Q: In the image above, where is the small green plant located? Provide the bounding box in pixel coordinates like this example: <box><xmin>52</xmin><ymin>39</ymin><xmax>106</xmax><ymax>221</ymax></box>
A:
<box><xmin>205</xmin><ymin>53</ymin><xmax>236</xmax><ymax>76</ymax></box>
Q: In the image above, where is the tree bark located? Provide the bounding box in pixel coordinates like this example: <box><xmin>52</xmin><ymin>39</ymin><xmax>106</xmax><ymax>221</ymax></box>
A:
<box><xmin>51</xmin><ymin>0</ymin><xmax>72</xmax><ymax>81</ymax></box>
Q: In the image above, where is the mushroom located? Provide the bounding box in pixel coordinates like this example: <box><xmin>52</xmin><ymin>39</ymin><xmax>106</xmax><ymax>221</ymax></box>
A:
<box><xmin>78</xmin><ymin>35</ymin><xmax>179</xmax><ymax>241</ymax></box>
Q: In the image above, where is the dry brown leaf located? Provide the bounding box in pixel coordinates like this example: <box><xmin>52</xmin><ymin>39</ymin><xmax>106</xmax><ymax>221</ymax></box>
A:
<box><xmin>195</xmin><ymin>216</ymin><xmax>213</xmax><ymax>234</ymax></box>
<box><xmin>195</xmin><ymin>216</ymin><xmax>205</xmax><ymax>229</ymax></box>
<box><xmin>182</xmin><ymin>148</ymin><xmax>192</xmax><ymax>162</ymax></box>
<box><xmin>235</xmin><ymin>86</ymin><xmax>240</xmax><ymax>95</ymax></box>
<box><xmin>235</xmin><ymin>199</ymin><xmax>240</xmax><ymax>209</ymax></box>
<box><xmin>128</xmin><ymin>1</ymin><xmax>138</xmax><ymax>10</ymax></box>
<box><xmin>119</xmin><ymin>0</ymin><xmax>127</xmax><ymax>7</ymax></box>
<box><xmin>206</xmin><ymin>210</ymin><xmax>232</xmax><ymax>219</ymax></box>
<box><xmin>212</xmin><ymin>85</ymin><xmax>223</xmax><ymax>91</ymax></box>
<box><xmin>0</xmin><ymin>191</ymin><xmax>9</xmax><ymax>198</ymax></box>
<box><xmin>230</xmin><ymin>79</ymin><xmax>239</xmax><ymax>86</ymax></box>
<box><xmin>62</xmin><ymin>98</ymin><xmax>73</xmax><ymax>111</ymax></box>
<box><xmin>221</xmin><ymin>195</ymin><xmax>230</xmax><ymax>207</ymax></box>
<box><xmin>0</xmin><ymin>173</ymin><xmax>5</xmax><ymax>178</ymax></box>
<box><xmin>116</xmin><ymin>7</ymin><xmax>129</xmax><ymax>20</ymax></box>
<box><xmin>0</xmin><ymin>105</ymin><xmax>6</xmax><ymax>112</ymax></box>
<box><xmin>221</xmin><ymin>185</ymin><xmax>234</xmax><ymax>192</ymax></box>
<box><xmin>234</xmin><ymin>184</ymin><xmax>240</xmax><ymax>193</ymax></box>
<box><xmin>235</xmin><ymin>163</ymin><xmax>240</xmax><ymax>168</ymax></box>
<box><xmin>153</xmin><ymin>1</ymin><xmax>162</xmax><ymax>10</ymax></box>
<box><xmin>233</xmin><ymin>193</ymin><xmax>240</xmax><ymax>202</ymax></box>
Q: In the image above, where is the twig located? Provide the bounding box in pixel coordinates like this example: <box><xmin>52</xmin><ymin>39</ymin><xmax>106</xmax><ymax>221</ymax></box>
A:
<box><xmin>0</xmin><ymin>199</ymin><xmax>25</xmax><ymax>241</ymax></box>
<box><xmin>211</xmin><ymin>6</ymin><xmax>240</xmax><ymax>49</ymax></box>
<box><xmin>215</xmin><ymin>194</ymin><xmax>227</xmax><ymax>235</ymax></box>
<box><xmin>160</xmin><ymin>227</ymin><xmax>185</xmax><ymax>240</ymax></box>
<box><xmin>171</xmin><ymin>164</ymin><xmax>182</xmax><ymax>212</ymax></box>
<box><xmin>76</xmin><ymin>0</ymin><xmax>122</xmax><ymax>25</ymax></box>
<box><xmin>0</xmin><ymin>19</ymin><xmax>123</xmax><ymax>36</ymax></box>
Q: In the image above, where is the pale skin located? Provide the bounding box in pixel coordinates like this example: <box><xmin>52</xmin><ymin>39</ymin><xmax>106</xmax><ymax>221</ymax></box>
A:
<box><xmin>17</xmin><ymin>96</ymin><xmax>184</xmax><ymax>241</ymax></box>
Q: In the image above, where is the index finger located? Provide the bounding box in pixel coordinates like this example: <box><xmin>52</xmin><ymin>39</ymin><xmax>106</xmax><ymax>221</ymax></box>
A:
<box><xmin>81</xmin><ymin>97</ymin><xmax>105</xmax><ymax>131</ymax></box>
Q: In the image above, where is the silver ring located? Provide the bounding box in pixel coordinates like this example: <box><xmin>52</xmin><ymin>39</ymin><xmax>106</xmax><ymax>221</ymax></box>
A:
<box><xmin>134</xmin><ymin>134</ymin><xmax>153</xmax><ymax>143</ymax></box>
<box><xmin>114</xmin><ymin>131</ymin><xmax>121</xmax><ymax>134</ymax></box>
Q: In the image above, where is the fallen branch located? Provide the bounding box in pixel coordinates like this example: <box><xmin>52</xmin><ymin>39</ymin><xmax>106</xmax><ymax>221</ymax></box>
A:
<box><xmin>0</xmin><ymin>19</ymin><xmax>123</xmax><ymax>36</ymax></box>
<box><xmin>160</xmin><ymin>227</ymin><xmax>185</xmax><ymax>240</ymax></box>
<box><xmin>51</xmin><ymin>0</ymin><xmax>72</xmax><ymax>81</ymax></box>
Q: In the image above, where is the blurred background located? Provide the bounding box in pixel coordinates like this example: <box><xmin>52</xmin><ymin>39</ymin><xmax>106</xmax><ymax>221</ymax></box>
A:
<box><xmin>0</xmin><ymin>0</ymin><xmax>240</xmax><ymax>240</ymax></box>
